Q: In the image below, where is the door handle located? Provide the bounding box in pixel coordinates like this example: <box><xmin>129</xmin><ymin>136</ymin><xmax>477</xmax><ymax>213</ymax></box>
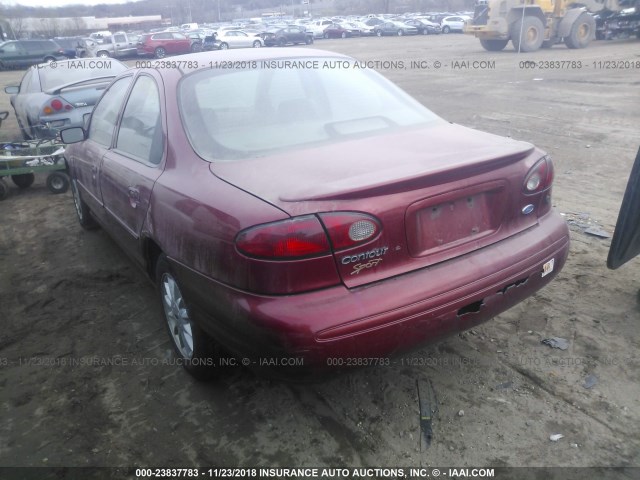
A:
<box><xmin>128</xmin><ymin>187</ymin><xmax>140</xmax><ymax>208</ymax></box>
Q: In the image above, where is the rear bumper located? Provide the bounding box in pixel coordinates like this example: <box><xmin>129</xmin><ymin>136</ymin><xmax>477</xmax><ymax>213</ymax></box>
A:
<box><xmin>173</xmin><ymin>210</ymin><xmax>570</xmax><ymax>375</ymax></box>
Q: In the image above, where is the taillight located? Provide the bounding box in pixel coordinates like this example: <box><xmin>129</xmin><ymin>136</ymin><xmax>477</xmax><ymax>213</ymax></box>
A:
<box><xmin>318</xmin><ymin>212</ymin><xmax>381</xmax><ymax>250</ymax></box>
<box><xmin>523</xmin><ymin>156</ymin><xmax>554</xmax><ymax>194</ymax></box>
<box><xmin>42</xmin><ymin>97</ymin><xmax>73</xmax><ymax>115</ymax></box>
<box><xmin>236</xmin><ymin>215</ymin><xmax>330</xmax><ymax>259</ymax></box>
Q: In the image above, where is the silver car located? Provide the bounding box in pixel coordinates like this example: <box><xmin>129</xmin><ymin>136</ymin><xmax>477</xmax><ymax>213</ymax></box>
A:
<box><xmin>214</xmin><ymin>30</ymin><xmax>264</xmax><ymax>49</ymax></box>
<box><xmin>5</xmin><ymin>58</ymin><xmax>127</xmax><ymax>139</ymax></box>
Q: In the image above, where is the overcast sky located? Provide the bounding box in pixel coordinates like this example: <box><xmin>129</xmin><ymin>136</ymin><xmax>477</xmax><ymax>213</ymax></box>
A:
<box><xmin>0</xmin><ymin>0</ymin><xmax>138</xmax><ymax>6</ymax></box>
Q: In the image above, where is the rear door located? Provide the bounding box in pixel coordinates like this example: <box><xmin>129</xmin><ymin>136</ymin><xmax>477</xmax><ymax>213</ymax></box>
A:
<box><xmin>99</xmin><ymin>73</ymin><xmax>165</xmax><ymax>263</ymax></box>
<box><xmin>608</xmin><ymin>147</ymin><xmax>640</xmax><ymax>269</ymax></box>
<box><xmin>171</xmin><ymin>33</ymin><xmax>191</xmax><ymax>53</ymax></box>
<box><xmin>112</xmin><ymin>33</ymin><xmax>135</xmax><ymax>57</ymax></box>
<box><xmin>71</xmin><ymin>76</ymin><xmax>133</xmax><ymax>216</ymax></box>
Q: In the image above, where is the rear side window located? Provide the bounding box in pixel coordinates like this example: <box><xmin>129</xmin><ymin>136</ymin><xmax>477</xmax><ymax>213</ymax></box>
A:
<box><xmin>89</xmin><ymin>76</ymin><xmax>132</xmax><ymax>147</ymax></box>
<box><xmin>116</xmin><ymin>76</ymin><xmax>163</xmax><ymax>165</ymax></box>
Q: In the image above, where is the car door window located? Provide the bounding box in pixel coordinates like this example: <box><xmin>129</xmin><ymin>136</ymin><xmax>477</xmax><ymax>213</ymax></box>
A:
<box><xmin>88</xmin><ymin>76</ymin><xmax>132</xmax><ymax>147</ymax></box>
<box><xmin>115</xmin><ymin>75</ymin><xmax>163</xmax><ymax>165</ymax></box>
<box><xmin>114</xmin><ymin>34</ymin><xmax>126</xmax><ymax>43</ymax></box>
<box><xmin>2</xmin><ymin>42</ymin><xmax>20</xmax><ymax>54</ymax></box>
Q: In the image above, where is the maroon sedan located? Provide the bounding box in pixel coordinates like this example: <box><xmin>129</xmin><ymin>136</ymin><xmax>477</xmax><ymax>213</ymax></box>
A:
<box><xmin>61</xmin><ymin>48</ymin><xmax>569</xmax><ymax>379</ymax></box>
<box><xmin>136</xmin><ymin>32</ymin><xmax>192</xmax><ymax>58</ymax></box>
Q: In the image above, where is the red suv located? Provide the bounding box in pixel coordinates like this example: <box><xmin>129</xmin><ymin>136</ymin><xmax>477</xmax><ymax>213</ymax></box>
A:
<box><xmin>137</xmin><ymin>32</ymin><xmax>192</xmax><ymax>58</ymax></box>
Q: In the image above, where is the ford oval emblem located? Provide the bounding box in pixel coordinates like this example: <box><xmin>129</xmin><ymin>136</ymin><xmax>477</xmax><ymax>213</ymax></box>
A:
<box><xmin>522</xmin><ymin>204</ymin><xmax>535</xmax><ymax>215</ymax></box>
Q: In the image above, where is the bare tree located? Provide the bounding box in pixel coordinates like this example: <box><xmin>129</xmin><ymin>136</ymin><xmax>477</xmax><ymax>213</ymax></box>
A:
<box><xmin>36</xmin><ymin>17</ymin><xmax>61</xmax><ymax>38</ymax></box>
<box><xmin>8</xmin><ymin>17</ymin><xmax>26</xmax><ymax>39</ymax></box>
<box><xmin>70</xmin><ymin>16</ymin><xmax>87</xmax><ymax>35</ymax></box>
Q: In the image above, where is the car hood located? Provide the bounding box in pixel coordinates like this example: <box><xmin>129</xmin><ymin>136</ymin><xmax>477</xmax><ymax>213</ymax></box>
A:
<box><xmin>607</xmin><ymin>147</ymin><xmax>640</xmax><ymax>269</ymax></box>
<box><xmin>209</xmin><ymin>122</ymin><xmax>534</xmax><ymax>209</ymax></box>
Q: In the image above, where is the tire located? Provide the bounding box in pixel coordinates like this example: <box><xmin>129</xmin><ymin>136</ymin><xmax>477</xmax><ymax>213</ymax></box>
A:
<box><xmin>0</xmin><ymin>178</ymin><xmax>8</xmax><ymax>200</ymax></box>
<box><xmin>480</xmin><ymin>39</ymin><xmax>509</xmax><ymax>51</ymax></box>
<box><xmin>11</xmin><ymin>173</ymin><xmax>35</xmax><ymax>189</ymax></box>
<box><xmin>191</xmin><ymin>43</ymin><xmax>202</xmax><ymax>52</ymax></box>
<box><xmin>305</xmin><ymin>36</ymin><xmax>313</xmax><ymax>44</ymax></box>
<box><xmin>341</xmin><ymin>32</ymin><xmax>347</xmax><ymax>38</ymax></box>
<box><xmin>376</xmin><ymin>30</ymin><xmax>382</xmax><ymax>37</ymax></box>
<box><xmin>511</xmin><ymin>16</ymin><xmax>545</xmax><ymax>52</ymax></box>
<box><xmin>156</xmin><ymin>254</ymin><xmax>219</xmax><ymax>380</ymax></box>
<box><xmin>324</xmin><ymin>32</ymin><xmax>329</xmax><ymax>39</ymax></box>
<box><xmin>44</xmin><ymin>56</ymin><xmax>56</xmax><ymax>63</ymax></box>
<box><xmin>220</xmin><ymin>42</ymin><xmax>229</xmax><ymax>50</ymax></box>
<box><xmin>252</xmin><ymin>40</ymin><xmax>262</xmax><ymax>48</ymax></box>
<box><xmin>442</xmin><ymin>25</ymin><xmax>451</xmax><ymax>33</ymax></box>
<box><xmin>397</xmin><ymin>29</ymin><xmax>404</xmax><ymax>36</ymax></box>
<box><xmin>154</xmin><ymin>47</ymin><xmax>167</xmax><ymax>58</ymax></box>
<box><xmin>70</xmin><ymin>178</ymin><xmax>98</xmax><ymax>230</ymax></box>
<box><xmin>564</xmin><ymin>13</ymin><xmax>595</xmax><ymax>49</ymax></box>
<box><xmin>423</xmin><ymin>29</ymin><xmax>429</xmax><ymax>35</ymax></box>
<box><xmin>96</xmin><ymin>50</ymin><xmax>110</xmax><ymax>58</ymax></box>
<box><xmin>46</xmin><ymin>171</ymin><xmax>70</xmax><ymax>194</ymax></box>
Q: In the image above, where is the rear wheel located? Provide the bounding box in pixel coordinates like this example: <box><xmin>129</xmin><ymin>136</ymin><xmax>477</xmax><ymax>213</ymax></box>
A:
<box><xmin>156</xmin><ymin>255</ymin><xmax>220</xmax><ymax>380</ymax></box>
<box><xmin>511</xmin><ymin>16</ymin><xmax>544</xmax><ymax>52</ymax></box>
<box><xmin>11</xmin><ymin>173</ymin><xmax>35</xmax><ymax>189</ymax></box>
<box><xmin>480</xmin><ymin>39</ymin><xmax>509</xmax><ymax>51</ymax></box>
<box><xmin>154</xmin><ymin>47</ymin><xmax>167</xmax><ymax>58</ymax></box>
<box><xmin>442</xmin><ymin>25</ymin><xmax>451</xmax><ymax>33</ymax></box>
<box><xmin>96</xmin><ymin>50</ymin><xmax>110</xmax><ymax>58</ymax></box>
<box><xmin>44</xmin><ymin>56</ymin><xmax>56</xmax><ymax>63</ymax></box>
<box><xmin>71</xmin><ymin>178</ymin><xmax>98</xmax><ymax>230</ymax></box>
<box><xmin>397</xmin><ymin>29</ymin><xmax>404</xmax><ymax>36</ymax></box>
<box><xmin>46</xmin><ymin>171</ymin><xmax>70</xmax><ymax>194</ymax></box>
<box><xmin>220</xmin><ymin>42</ymin><xmax>229</xmax><ymax>50</ymax></box>
<box><xmin>376</xmin><ymin>30</ymin><xmax>383</xmax><ymax>37</ymax></box>
<box><xmin>252</xmin><ymin>40</ymin><xmax>262</xmax><ymax>48</ymax></box>
<box><xmin>564</xmin><ymin>13</ymin><xmax>595</xmax><ymax>49</ymax></box>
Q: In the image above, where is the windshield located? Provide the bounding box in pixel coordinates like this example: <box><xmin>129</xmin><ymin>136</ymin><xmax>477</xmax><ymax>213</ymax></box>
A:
<box><xmin>179</xmin><ymin>57</ymin><xmax>441</xmax><ymax>161</ymax></box>
<box><xmin>40</xmin><ymin>60</ymin><xmax>127</xmax><ymax>90</ymax></box>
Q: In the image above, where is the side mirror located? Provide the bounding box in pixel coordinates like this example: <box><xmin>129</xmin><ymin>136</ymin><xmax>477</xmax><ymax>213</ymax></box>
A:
<box><xmin>4</xmin><ymin>86</ymin><xmax>19</xmax><ymax>94</ymax></box>
<box><xmin>60</xmin><ymin>127</ymin><xmax>86</xmax><ymax>144</ymax></box>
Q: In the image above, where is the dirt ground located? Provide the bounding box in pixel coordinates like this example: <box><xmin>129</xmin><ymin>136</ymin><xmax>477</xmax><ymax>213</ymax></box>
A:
<box><xmin>0</xmin><ymin>35</ymin><xmax>639</xmax><ymax>473</ymax></box>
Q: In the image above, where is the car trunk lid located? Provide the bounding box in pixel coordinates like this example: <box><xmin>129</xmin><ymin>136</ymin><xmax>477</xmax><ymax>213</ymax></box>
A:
<box><xmin>211</xmin><ymin>123</ymin><xmax>542</xmax><ymax>288</ymax></box>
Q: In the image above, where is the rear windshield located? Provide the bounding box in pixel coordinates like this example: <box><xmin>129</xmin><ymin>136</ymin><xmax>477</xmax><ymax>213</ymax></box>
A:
<box><xmin>179</xmin><ymin>57</ymin><xmax>440</xmax><ymax>161</ymax></box>
<box><xmin>40</xmin><ymin>60</ymin><xmax>127</xmax><ymax>91</ymax></box>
